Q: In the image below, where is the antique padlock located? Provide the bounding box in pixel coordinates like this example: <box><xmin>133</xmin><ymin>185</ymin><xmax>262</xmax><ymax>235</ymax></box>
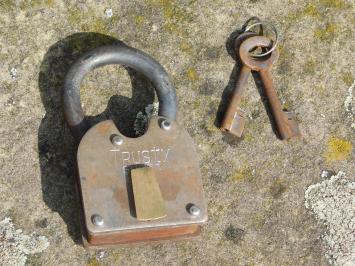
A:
<box><xmin>63</xmin><ymin>44</ymin><xmax>207</xmax><ymax>247</ymax></box>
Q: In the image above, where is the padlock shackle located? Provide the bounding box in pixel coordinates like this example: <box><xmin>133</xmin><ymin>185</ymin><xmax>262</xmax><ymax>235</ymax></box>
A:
<box><xmin>63</xmin><ymin>44</ymin><xmax>177</xmax><ymax>140</ymax></box>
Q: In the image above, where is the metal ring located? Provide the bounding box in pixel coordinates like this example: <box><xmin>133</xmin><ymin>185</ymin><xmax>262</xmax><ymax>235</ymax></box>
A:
<box><xmin>241</xmin><ymin>16</ymin><xmax>263</xmax><ymax>35</ymax></box>
<box><xmin>245</xmin><ymin>21</ymin><xmax>279</xmax><ymax>58</ymax></box>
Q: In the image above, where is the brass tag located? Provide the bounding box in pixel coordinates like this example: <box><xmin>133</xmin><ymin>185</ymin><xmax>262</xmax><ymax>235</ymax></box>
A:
<box><xmin>131</xmin><ymin>167</ymin><xmax>167</xmax><ymax>221</ymax></box>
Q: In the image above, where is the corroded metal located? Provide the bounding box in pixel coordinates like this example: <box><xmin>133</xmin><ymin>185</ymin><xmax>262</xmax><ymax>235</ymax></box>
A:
<box><xmin>77</xmin><ymin>116</ymin><xmax>207</xmax><ymax>247</ymax></box>
<box><xmin>239</xmin><ymin>36</ymin><xmax>301</xmax><ymax>140</ymax></box>
<box><xmin>220</xmin><ymin>31</ymin><xmax>257</xmax><ymax>137</ymax></box>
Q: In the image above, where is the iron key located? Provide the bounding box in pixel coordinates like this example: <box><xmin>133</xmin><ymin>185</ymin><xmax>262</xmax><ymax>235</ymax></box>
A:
<box><xmin>239</xmin><ymin>36</ymin><xmax>301</xmax><ymax>140</ymax></box>
<box><xmin>220</xmin><ymin>31</ymin><xmax>257</xmax><ymax>137</ymax></box>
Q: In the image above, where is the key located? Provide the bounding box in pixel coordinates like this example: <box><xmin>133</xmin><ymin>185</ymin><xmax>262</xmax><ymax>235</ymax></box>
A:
<box><xmin>239</xmin><ymin>36</ymin><xmax>301</xmax><ymax>140</ymax></box>
<box><xmin>220</xmin><ymin>31</ymin><xmax>257</xmax><ymax>137</ymax></box>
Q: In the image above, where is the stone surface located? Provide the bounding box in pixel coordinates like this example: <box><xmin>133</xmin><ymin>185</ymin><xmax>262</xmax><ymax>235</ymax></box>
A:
<box><xmin>0</xmin><ymin>0</ymin><xmax>354</xmax><ymax>265</ymax></box>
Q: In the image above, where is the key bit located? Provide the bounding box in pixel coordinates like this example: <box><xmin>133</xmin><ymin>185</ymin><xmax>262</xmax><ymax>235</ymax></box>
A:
<box><xmin>239</xmin><ymin>36</ymin><xmax>301</xmax><ymax>140</ymax></box>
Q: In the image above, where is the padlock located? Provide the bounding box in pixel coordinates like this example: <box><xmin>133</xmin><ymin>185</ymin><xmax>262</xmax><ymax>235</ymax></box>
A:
<box><xmin>63</xmin><ymin>44</ymin><xmax>207</xmax><ymax>247</ymax></box>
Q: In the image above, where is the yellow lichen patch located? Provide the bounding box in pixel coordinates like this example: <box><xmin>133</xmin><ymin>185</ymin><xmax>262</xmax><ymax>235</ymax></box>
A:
<box><xmin>315</xmin><ymin>85</ymin><xmax>326</xmax><ymax>95</ymax></box>
<box><xmin>68</xmin><ymin>8</ymin><xmax>108</xmax><ymax>34</ymax></box>
<box><xmin>230</xmin><ymin>166</ymin><xmax>253</xmax><ymax>182</ymax></box>
<box><xmin>324</xmin><ymin>137</ymin><xmax>352</xmax><ymax>161</ymax></box>
<box><xmin>320</xmin><ymin>0</ymin><xmax>347</xmax><ymax>9</ymax></box>
<box><xmin>282</xmin><ymin>102</ymin><xmax>291</xmax><ymax>110</ymax></box>
<box><xmin>134</xmin><ymin>15</ymin><xmax>145</xmax><ymax>26</ymax></box>
<box><xmin>314</xmin><ymin>23</ymin><xmax>338</xmax><ymax>41</ymax></box>
<box><xmin>186</xmin><ymin>67</ymin><xmax>199</xmax><ymax>82</ymax></box>
<box><xmin>86</xmin><ymin>257</ymin><xmax>100</xmax><ymax>266</ymax></box>
<box><xmin>342</xmin><ymin>72</ymin><xmax>354</xmax><ymax>87</ymax></box>
<box><xmin>243</xmin><ymin>132</ymin><xmax>254</xmax><ymax>142</ymax></box>
<box><xmin>179</xmin><ymin>40</ymin><xmax>192</xmax><ymax>53</ymax></box>
<box><xmin>303</xmin><ymin>3</ymin><xmax>320</xmax><ymax>17</ymax></box>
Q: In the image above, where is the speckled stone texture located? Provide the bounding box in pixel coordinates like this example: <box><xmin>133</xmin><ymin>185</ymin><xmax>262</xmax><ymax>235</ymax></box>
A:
<box><xmin>0</xmin><ymin>0</ymin><xmax>353</xmax><ymax>265</ymax></box>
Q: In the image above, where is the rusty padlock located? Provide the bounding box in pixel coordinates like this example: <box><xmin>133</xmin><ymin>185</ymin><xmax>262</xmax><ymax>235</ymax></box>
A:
<box><xmin>63</xmin><ymin>44</ymin><xmax>207</xmax><ymax>247</ymax></box>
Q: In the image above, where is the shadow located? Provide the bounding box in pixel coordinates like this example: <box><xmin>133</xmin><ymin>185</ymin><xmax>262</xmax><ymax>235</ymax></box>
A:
<box><xmin>214</xmin><ymin>17</ymin><xmax>281</xmax><ymax>142</ymax></box>
<box><xmin>38</xmin><ymin>33</ymin><xmax>154</xmax><ymax>243</ymax></box>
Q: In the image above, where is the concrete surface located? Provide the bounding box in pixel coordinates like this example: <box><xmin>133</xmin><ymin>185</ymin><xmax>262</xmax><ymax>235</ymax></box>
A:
<box><xmin>0</xmin><ymin>0</ymin><xmax>354</xmax><ymax>265</ymax></box>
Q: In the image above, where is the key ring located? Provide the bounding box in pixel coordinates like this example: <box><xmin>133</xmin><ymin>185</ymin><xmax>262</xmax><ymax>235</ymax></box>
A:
<box><xmin>245</xmin><ymin>21</ymin><xmax>279</xmax><ymax>58</ymax></box>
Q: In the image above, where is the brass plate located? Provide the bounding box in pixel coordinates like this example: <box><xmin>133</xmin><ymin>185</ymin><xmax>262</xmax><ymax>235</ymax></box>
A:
<box><xmin>131</xmin><ymin>167</ymin><xmax>167</xmax><ymax>221</ymax></box>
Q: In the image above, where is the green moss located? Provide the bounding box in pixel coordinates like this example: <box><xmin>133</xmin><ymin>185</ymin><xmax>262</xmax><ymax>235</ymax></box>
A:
<box><xmin>314</xmin><ymin>23</ymin><xmax>338</xmax><ymax>41</ymax></box>
<box><xmin>342</xmin><ymin>72</ymin><xmax>354</xmax><ymax>87</ymax></box>
<box><xmin>304</xmin><ymin>59</ymin><xmax>317</xmax><ymax>75</ymax></box>
<box><xmin>324</xmin><ymin>137</ymin><xmax>352</xmax><ymax>161</ymax></box>
<box><xmin>0</xmin><ymin>0</ymin><xmax>16</xmax><ymax>11</ymax></box>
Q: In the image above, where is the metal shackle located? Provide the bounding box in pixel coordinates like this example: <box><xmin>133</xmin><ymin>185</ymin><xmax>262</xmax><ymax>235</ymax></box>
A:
<box><xmin>63</xmin><ymin>44</ymin><xmax>177</xmax><ymax>140</ymax></box>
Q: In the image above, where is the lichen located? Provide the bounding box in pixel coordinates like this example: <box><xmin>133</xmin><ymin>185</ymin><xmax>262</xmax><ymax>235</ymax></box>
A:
<box><xmin>67</xmin><ymin>8</ymin><xmax>109</xmax><ymax>34</ymax></box>
<box><xmin>230</xmin><ymin>165</ymin><xmax>253</xmax><ymax>182</ymax></box>
<box><xmin>319</xmin><ymin>0</ymin><xmax>347</xmax><ymax>9</ymax></box>
<box><xmin>0</xmin><ymin>217</ymin><xmax>49</xmax><ymax>266</ymax></box>
<box><xmin>86</xmin><ymin>257</ymin><xmax>101</xmax><ymax>266</ymax></box>
<box><xmin>145</xmin><ymin>0</ymin><xmax>193</xmax><ymax>36</ymax></box>
<box><xmin>324</xmin><ymin>137</ymin><xmax>352</xmax><ymax>161</ymax></box>
<box><xmin>304</xmin><ymin>59</ymin><xmax>316</xmax><ymax>75</ymax></box>
<box><xmin>0</xmin><ymin>0</ymin><xmax>16</xmax><ymax>11</ymax></box>
<box><xmin>303</xmin><ymin>3</ymin><xmax>321</xmax><ymax>17</ymax></box>
<box><xmin>19</xmin><ymin>0</ymin><xmax>54</xmax><ymax>10</ymax></box>
<box><xmin>305</xmin><ymin>171</ymin><xmax>355</xmax><ymax>265</ymax></box>
<box><xmin>186</xmin><ymin>67</ymin><xmax>199</xmax><ymax>82</ymax></box>
<box><xmin>344</xmin><ymin>80</ymin><xmax>355</xmax><ymax>129</ymax></box>
<box><xmin>179</xmin><ymin>40</ymin><xmax>192</xmax><ymax>53</ymax></box>
<box><xmin>314</xmin><ymin>23</ymin><xmax>338</xmax><ymax>41</ymax></box>
<box><xmin>342</xmin><ymin>72</ymin><xmax>354</xmax><ymax>87</ymax></box>
<box><xmin>134</xmin><ymin>15</ymin><xmax>144</xmax><ymax>26</ymax></box>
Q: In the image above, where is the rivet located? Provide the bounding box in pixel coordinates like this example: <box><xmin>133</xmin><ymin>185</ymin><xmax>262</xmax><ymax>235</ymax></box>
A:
<box><xmin>188</xmin><ymin>204</ymin><xmax>201</xmax><ymax>217</ymax></box>
<box><xmin>91</xmin><ymin>214</ymin><xmax>104</xmax><ymax>226</ymax></box>
<box><xmin>160</xmin><ymin>119</ymin><xmax>171</xmax><ymax>130</ymax></box>
<box><xmin>112</xmin><ymin>135</ymin><xmax>123</xmax><ymax>145</ymax></box>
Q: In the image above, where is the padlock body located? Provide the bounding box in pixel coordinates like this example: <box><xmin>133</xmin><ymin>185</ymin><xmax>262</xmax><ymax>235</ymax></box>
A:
<box><xmin>76</xmin><ymin>116</ymin><xmax>207</xmax><ymax>247</ymax></box>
